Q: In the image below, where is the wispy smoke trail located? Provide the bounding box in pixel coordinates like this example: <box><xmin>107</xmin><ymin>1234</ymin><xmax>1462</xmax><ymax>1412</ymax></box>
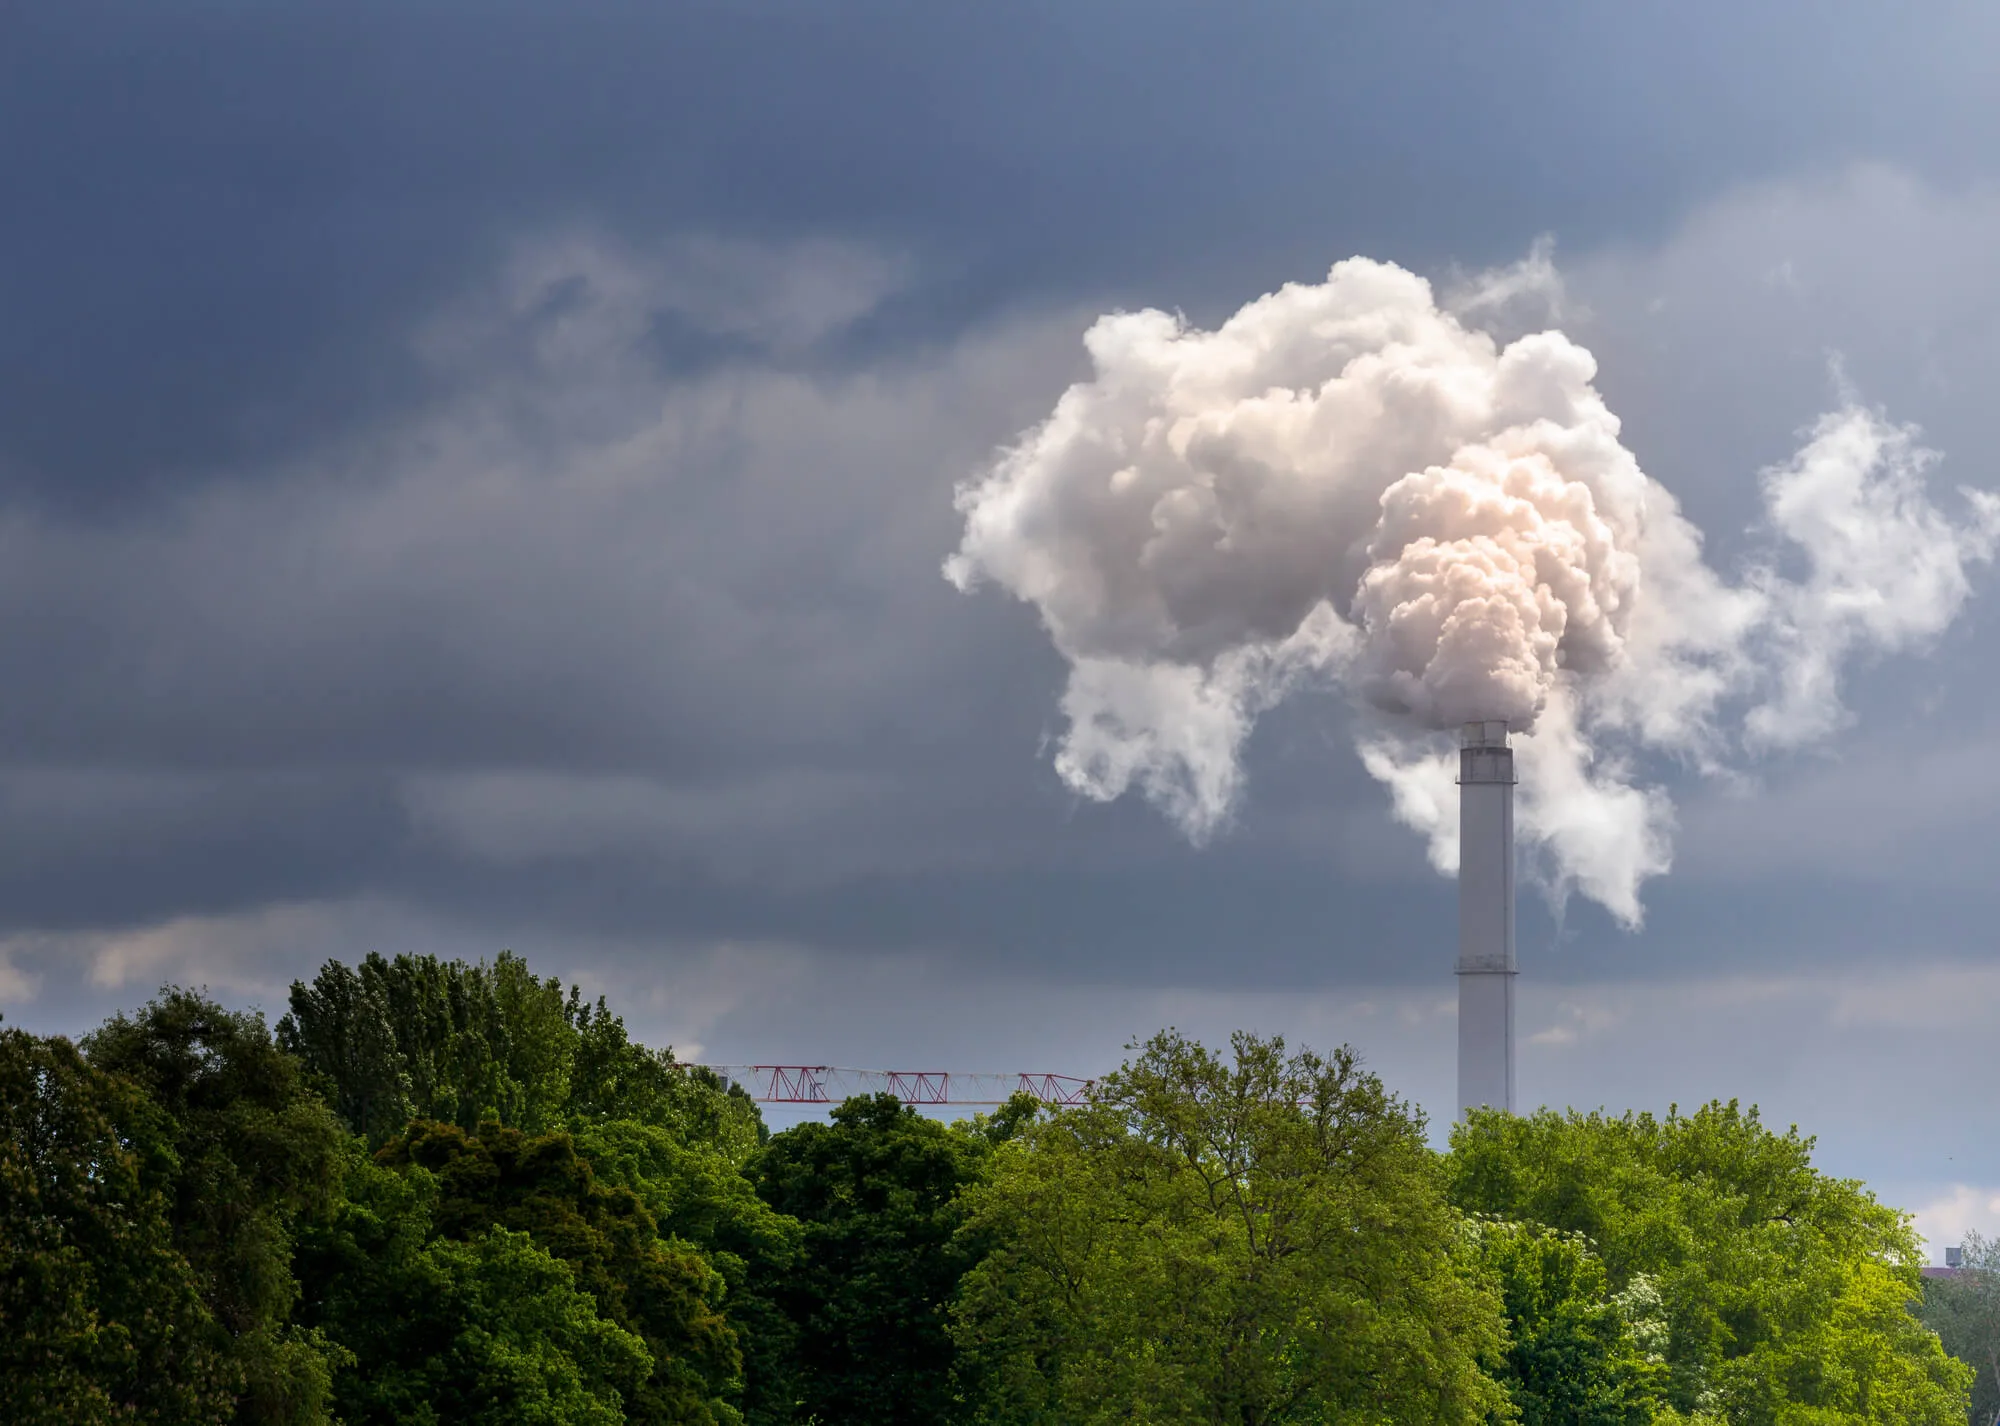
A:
<box><xmin>945</xmin><ymin>255</ymin><xmax>1999</xmax><ymax>924</ymax></box>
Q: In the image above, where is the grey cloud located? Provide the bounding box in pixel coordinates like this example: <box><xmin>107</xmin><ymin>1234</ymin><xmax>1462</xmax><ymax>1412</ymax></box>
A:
<box><xmin>2</xmin><ymin>236</ymin><xmax>1475</xmax><ymax>982</ymax></box>
<box><xmin>0</xmin><ymin>241</ymin><xmax>1081</xmax><ymax>773</ymax></box>
<box><xmin>0</xmin><ymin>767</ymin><xmax>406</xmax><ymax>930</ymax></box>
<box><xmin>1570</xmin><ymin>166</ymin><xmax>2000</xmax><ymax>539</ymax></box>
<box><xmin>8</xmin><ymin>170</ymin><xmax>2000</xmax><ymax>993</ymax></box>
<box><xmin>8</xmin><ymin>5</ymin><xmax>1998</xmax><ymax>509</ymax></box>
<box><xmin>1673</xmin><ymin>731</ymin><xmax>2000</xmax><ymax>888</ymax></box>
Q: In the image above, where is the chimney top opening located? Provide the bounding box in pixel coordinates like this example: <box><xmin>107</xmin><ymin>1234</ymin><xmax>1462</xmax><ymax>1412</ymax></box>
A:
<box><xmin>1460</xmin><ymin>719</ymin><xmax>1511</xmax><ymax>749</ymax></box>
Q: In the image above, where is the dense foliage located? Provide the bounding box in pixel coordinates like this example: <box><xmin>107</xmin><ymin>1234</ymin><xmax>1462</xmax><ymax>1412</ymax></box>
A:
<box><xmin>1449</xmin><ymin>1104</ymin><xmax>1973</xmax><ymax>1425</ymax></box>
<box><xmin>0</xmin><ymin>953</ymin><xmax>1986</xmax><ymax>1424</ymax></box>
<box><xmin>953</xmin><ymin>1031</ymin><xmax>1508</xmax><ymax>1424</ymax></box>
<box><xmin>1463</xmin><ymin>1220</ymin><xmax>1667</xmax><ymax>1426</ymax></box>
<box><xmin>752</xmin><ymin>1092</ymin><xmax>1027</xmax><ymax>1425</ymax></box>
<box><xmin>1922</xmin><ymin>1233</ymin><xmax>2000</xmax><ymax>1426</ymax></box>
<box><xmin>276</xmin><ymin>952</ymin><xmax>760</xmax><ymax>1152</ymax></box>
<box><xmin>0</xmin><ymin>1026</ymin><xmax>231</xmax><ymax>1425</ymax></box>
<box><xmin>85</xmin><ymin>990</ymin><xmax>353</xmax><ymax>1422</ymax></box>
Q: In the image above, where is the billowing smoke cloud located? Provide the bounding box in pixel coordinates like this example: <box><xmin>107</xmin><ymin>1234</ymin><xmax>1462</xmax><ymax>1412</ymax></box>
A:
<box><xmin>945</xmin><ymin>256</ymin><xmax>2000</xmax><ymax>924</ymax></box>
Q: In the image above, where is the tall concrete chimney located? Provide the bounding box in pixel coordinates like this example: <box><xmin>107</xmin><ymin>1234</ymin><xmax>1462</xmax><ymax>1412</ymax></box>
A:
<box><xmin>1457</xmin><ymin>719</ymin><xmax>1516</xmax><ymax>1116</ymax></box>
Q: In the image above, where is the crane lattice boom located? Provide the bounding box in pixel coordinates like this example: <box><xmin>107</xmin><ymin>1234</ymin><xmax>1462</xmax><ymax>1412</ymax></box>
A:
<box><xmin>703</xmin><ymin>1065</ymin><xmax>1093</xmax><ymax>1107</ymax></box>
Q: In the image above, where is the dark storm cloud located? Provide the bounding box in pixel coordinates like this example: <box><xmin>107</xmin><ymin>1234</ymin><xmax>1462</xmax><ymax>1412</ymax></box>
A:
<box><xmin>0</xmin><ymin>768</ymin><xmax>406</xmax><ymax>928</ymax></box>
<box><xmin>7</xmin><ymin>2</ymin><xmax>2000</xmax><ymax>505</ymax></box>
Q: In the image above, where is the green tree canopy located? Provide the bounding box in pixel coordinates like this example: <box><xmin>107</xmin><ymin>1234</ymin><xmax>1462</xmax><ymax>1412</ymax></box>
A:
<box><xmin>749</xmin><ymin>1092</ymin><xmax>1026</xmax><ymax>1426</ymax></box>
<box><xmin>278</xmin><ymin>951</ymin><xmax>585</xmax><ymax>1140</ymax></box>
<box><xmin>12</xmin><ymin>960</ymin><xmax>1980</xmax><ymax>1426</ymax></box>
<box><xmin>1467</xmin><ymin>1218</ymin><xmax>1669</xmax><ymax>1425</ymax></box>
<box><xmin>279</xmin><ymin>952</ymin><xmax>762</xmax><ymax>1153</ymax></box>
<box><xmin>84</xmin><ymin>988</ymin><xmax>352</xmax><ymax>1424</ymax></box>
<box><xmin>1921</xmin><ymin>1231</ymin><xmax>2000</xmax><ymax>1426</ymax></box>
<box><xmin>409</xmin><ymin>1228</ymin><xmax>654</xmax><ymax>1426</ymax></box>
<box><xmin>0</xmin><ymin>1025</ymin><xmax>232</xmax><ymax>1425</ymax></box>
<box><xmin>377</xmin><ymin>1117</ymin><xmax>740</xmax><ymax>1426</ymax></box>
<box><xmin>575</xmin><ymin>1117</ymin><xmax>803</xmax><ymax>1424</ymax></box>
<box><xmin>951</xmin><ymin>1030</ymin><xmax>1510</xmax><ymax>1426</ymax></box>
<box><xmin>295</xmin><ymin>1150</ymin><xmax>651</xmax><ymax>1426</ymax></box>
<box><xmin>1448</xmin><ymin>1102</ymin><xmax>1970</xmax><ymax>1425</ymax></box>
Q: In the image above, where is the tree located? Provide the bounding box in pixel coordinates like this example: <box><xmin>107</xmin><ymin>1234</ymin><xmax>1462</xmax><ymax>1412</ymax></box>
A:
<box><xmin>575</xmin><ymin>1117</ymin><xmax>802</xmax><ymax>1425</ymax></box>
<box><xmin>566</xmin><ymin>1007</ymin><xmax>764</xmax><ymax>1160</ymax></box>
<box><xmin>750</xmin><ymin>1092</ymin><xmax>1027</xmax><ymax>1426</ymax></box>
<box><xmin>1448</xmin><ymin>1102</ymin><xmax>1971</xmax><ymax>1425</ymax></box>
<box><xmin>295</xmin><ymin>1152</ymin><xmax>651</xmax><ymax>1426</ymax></box>
<box><xmin>415</xmin><ymin>1228</ymin><xmax>654</xmax><ymax>1426</ymax></box>
<box><xmin>0</xmin><ymin>1026</ymin><xmax>232</xmax><ymax>1424</ymax></box>
<box><xmin>282</xmin><ymin>951</ymin><xmax>777</xmax><ymax>1419</ymax></box>
<box><xmin>273</xmin><ymin>956</ymin><xmax>411</xmax><ymax>1145</ymax></box>
<box><xmin>1467</xmin><ymin>1219</ymin><xmax>1669</xmax><ymax>1425</ymax></box>
<box><xmin>84</xmin><ymin>989</ymin><xmax>352</xmax><ymax>1425</ymax></box>
<box><xmin>280</xmin><ymin>952</ymin><xmax>576</xmax><ymax>1140</ymax></box>
<box><xmin>951</xmin><ymin>1030</ymin><xmax>1510</xmax><ymax>1426</ymax></box>
<box><xmin>377</xmin><ymin>1117</ymin><xmax>741</xmax><ymax>1425</ymax></box>
<box><xmin>279</xmin><ymin>951</ymin><xmax>764</xmax><ymax>1152</ymax></box>
<box><xmin>1921</xmin><ymin>1231</ymin><xmax>2000</xmax><ymax>1426</ymax></box>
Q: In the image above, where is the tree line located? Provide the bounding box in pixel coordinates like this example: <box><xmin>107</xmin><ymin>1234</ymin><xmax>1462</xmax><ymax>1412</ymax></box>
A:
<box><xmin>0</xmin><ymin>948</ymin><xmax>1992</xmax><ymax>1425</ymax></box>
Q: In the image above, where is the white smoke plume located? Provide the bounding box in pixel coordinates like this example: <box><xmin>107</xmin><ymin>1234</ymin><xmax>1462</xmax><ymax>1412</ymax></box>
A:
<box><xmin>944</xmin><ymin>256</ymin><xmax>2000</xmax><ymax>925</ymax></box>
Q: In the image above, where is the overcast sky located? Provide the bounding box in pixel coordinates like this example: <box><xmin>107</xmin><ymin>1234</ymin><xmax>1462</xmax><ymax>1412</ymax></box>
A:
<box><xmin>5</xmin><ymin>3</ymin><xmax>1999</xmax><ymax>1256</ymax></box>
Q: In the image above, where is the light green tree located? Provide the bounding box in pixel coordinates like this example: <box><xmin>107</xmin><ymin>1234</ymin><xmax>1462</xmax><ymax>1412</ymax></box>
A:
<box><xmin>952</xmin><ymin>1029</ymin><xmax>1511</xmax><ymax>1426</ymax></box>
<box><xmin>427</xmin><ymin>1228</ymin><xmax>653</xmax><ymax>1426</ymax></box>
<box><xmin>1467</xmin><ymin>1218</ymin><xmax>1670</xmax><ymax>1425</ymax></box>
<box><xmin>1448</xmin><ymin>1103</ymin><xmax>1970</xmax><ymax>1426</ymax></box>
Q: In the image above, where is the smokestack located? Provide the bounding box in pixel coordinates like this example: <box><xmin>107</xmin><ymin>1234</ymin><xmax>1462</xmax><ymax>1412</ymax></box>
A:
<box><xmin>1457</xmin><ymin>719</ymin><xmax>1516</xmax><ymax>1116</ymax></box>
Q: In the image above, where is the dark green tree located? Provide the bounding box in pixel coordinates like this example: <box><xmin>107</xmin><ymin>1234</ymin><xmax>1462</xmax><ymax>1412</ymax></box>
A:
<box><xmin>279</xmin><ymin>951</ymin><xmax>764</xmax><ymax>1150</ymax></box>
<box><xmin>84</xmin><ymin>989</ymin><xmax>352</xmax><ymax>1425</ymax></box>
<box><xmin>282</xmin><ymin>950</ymin><xmax>778</xmax><ymax>1419</ymax></box>
<box><xmin>274</xmin><ymin>957</ymin><xmax>411</xmax><ymax>1145</ymax></box>
<box><xmin>576</xmin><ymin>1117</ymin><xmax>802</xmax><ymax>1424</ymax></box>
<box><xmin>295</xmin><ymin>1150</ymin><xmax>651</xmax><ymax>1425</ymax></box>
<box><xmin>378</xmin><ymin>1117</ymin><xmax>741</xmax><ymax>1425</ymax></box>
<box><xmin>280</xmin><ymin>952</ymin><xmax>575</xmax><ymax>1139</ymax></box>
<box><xmin>750</xmin><ymin>1092</ymin><xmax>1026</xmax><ymax>1426</ymax></box>
<box><xmin>0</xmin><ymin>1026</ymin><xmax>233</xmax><ymax>1424</ymax></box>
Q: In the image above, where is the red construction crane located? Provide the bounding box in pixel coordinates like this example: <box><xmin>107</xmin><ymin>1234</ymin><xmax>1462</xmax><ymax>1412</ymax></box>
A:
<box><xmin>702</xmin><ymin>1065</ymin><xmax>1094</xmax><ymax>1107</ymax></box>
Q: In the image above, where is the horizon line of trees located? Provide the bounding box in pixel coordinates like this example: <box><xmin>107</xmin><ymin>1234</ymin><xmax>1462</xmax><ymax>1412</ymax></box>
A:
<box><xmin>1</xmin><ymin>947</ymin><xmax>1994</xmax><ymax>1425</ymax></box>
